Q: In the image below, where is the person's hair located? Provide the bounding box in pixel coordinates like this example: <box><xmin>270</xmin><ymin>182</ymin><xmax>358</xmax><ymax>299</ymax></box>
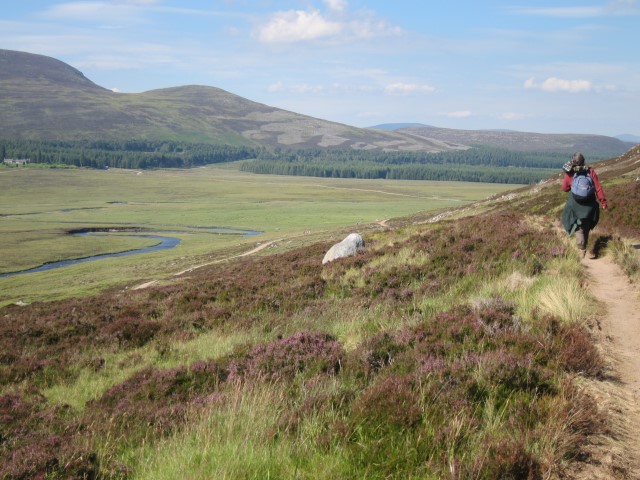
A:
<box><xmin>572</xmin><ymin>152</ymin><xmax>585</xmax><ymax>166</ymax></box>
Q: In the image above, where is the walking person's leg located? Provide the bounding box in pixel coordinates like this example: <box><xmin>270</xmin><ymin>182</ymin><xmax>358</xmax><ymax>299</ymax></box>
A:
<box><xmin>575</xmin><ymin>219</ymin><xmax>592</xmax><ymax>257</ymax></box>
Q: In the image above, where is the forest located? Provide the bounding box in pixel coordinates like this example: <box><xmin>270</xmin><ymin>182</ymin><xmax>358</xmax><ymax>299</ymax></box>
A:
<box><xmin>1</xmin><ymin>139</ymin><xmax>565</xmax><ymax>183</ymax></box>
<box><xmin>239</xmin><ymin>146</ymin><xmax>562</xmax><ymax>183</ymax></box>
<box><xmin>0</xmin><ymin>139</ymin><xmax>258</xmax><ymax>169</ymax></box>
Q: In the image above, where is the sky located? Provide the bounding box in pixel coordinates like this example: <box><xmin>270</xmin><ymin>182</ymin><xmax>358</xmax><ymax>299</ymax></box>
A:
<box><xmin>1</xmin><ymin>0</ymin><xmax>639</xmax><ymax>137</ymax></box>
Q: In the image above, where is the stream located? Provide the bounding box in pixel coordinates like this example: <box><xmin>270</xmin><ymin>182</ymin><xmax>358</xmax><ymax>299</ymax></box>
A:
<box><xmin>0</xmin><ymin>227</ymin><xmax>262</xmax><ymax>279</ymax></box>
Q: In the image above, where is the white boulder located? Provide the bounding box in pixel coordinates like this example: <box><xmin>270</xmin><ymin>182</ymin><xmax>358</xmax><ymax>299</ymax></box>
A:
<box><xmin>322</xmin><ymin>233</ymin><xmax>365</xmax><ymax>265</ymax></box>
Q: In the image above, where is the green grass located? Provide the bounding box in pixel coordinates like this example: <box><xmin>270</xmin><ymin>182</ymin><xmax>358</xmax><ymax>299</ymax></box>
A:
<box><xmin>0</xmin><ymin>165</ymin><xmax>516</xmax><ymax>306</ymax></box>
<box><xmin>127</xmin><ymin>382</ymin><xmax>297</xmax><ymax>480</ymax></box>
<box><xmin>609</xmin><ymin>236</ymin><xmax>640</xmax><ymax>282</ymax></box>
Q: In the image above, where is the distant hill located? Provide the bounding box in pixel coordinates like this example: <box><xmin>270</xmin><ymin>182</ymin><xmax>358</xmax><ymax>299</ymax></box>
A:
<box><xmin>397</xmin><ymin>125</ymin><xmax>630</xmax><ymax>157</ymax></box>
<box><xmin>368</xmin><ymin>123</ymin><xmax>433</xmax><ymax>131</ymax></box>
<box><xmin>616</xmin><ymin>134</ymin><xmax>640</xmax><ymax>144</ymax></box>
<box><xmin>0</xmin><ymin>49</ymin><xmax>451</xmax><ymax>152</ymax></box>
<box><xmin>0</xmin><ymin>49</ymin><xmax>632</xmax><ymax>157</ymax></box>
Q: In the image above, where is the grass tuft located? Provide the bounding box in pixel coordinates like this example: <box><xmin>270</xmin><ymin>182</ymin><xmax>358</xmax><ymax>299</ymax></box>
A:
<box><xmin>536</xmin><ymin>277</ymin><xmax>594</xmax><ymax>324</ymax></box>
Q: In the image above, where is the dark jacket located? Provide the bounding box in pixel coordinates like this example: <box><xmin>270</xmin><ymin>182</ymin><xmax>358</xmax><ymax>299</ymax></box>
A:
<box><xmin>562</xmin><ymin>194</ymin><xmax>599</xmax><ymax>234</ymax></box>
<box><xmin>561</xmin><ymin>166</ymin><xmax>607</xmax><ymax>234</ymax></box>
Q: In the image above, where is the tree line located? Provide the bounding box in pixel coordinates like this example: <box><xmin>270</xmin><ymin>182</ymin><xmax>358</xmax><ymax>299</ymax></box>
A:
<box><xmin>1</xmin><ymin>139</ymin><xmax>562</xmax><ymax>183</ymax></box>
<box><xmin>0</xmin><ymin>139</ymin><xmax>259</xmax><ymax>169</ymax></box>
<box><xmin>238</xmin><ymin>159</ymin><xmax>555</xmax><ymax>184</ymax></box>
<box><xmin>241</xmin><ymin>146</ymin><xmax>562</xmax><ymax>183</ymax></box>
<box><xmin>254</xmin><ymin>146</ymin><xmax>570</xmax><ymax>169</ymax></box>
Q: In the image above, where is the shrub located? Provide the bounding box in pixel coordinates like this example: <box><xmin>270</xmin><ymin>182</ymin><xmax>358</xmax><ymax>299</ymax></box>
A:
<box><xmin>597</xmin><ymin>180</ymin><xmax>640</xmax><ymax>237</ymax></box>
<box><xmin>349</xmin><ymin>331</ymin><xmax>407</xmax><ymax>378</ymax></box>
<box><xmin>103</xmin><ymin>316</ymin><xmax>161</xmax><ymax>348</ymax></box>
<box><xmin>0</xmin><ymin>393</ymin><xmax>99</xmax><ymax>480</ymax></box>
<box><xmin>351</xmin><ymin>374</ymin><xmax>423</xmax><ymax>432</ymax></box>
<box><xmin>469</xmin><ymin>437</ymin><xmax>542</xmax><ymax>480</ymax></box>
<box><xmin>555</xmin><ymin>324</ymin><xmax>603</xmax><ymax>377</ymax></box>
<box><xmin>229</xmin><ymin>331</ymin><xmax>345</xmax><ymax>382</ymax></box>
<box><xmin>86</xmin><ymin>359</ymin><xmax>228</xmax><ymax>441</ymax></box>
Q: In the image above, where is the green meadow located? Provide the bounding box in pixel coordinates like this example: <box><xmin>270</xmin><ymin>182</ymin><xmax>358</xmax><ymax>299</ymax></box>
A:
<box><xmin>0</xmin><ymin>165</ymin><xmax>517</xmax><ymax>305</ymax></box>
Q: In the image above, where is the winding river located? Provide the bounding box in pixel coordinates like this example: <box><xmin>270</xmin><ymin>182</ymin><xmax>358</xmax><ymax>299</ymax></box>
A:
<box><xmin>0</xmin><ymin>227</ymin><xmax>262</xmax><ymax>279</ymax></box>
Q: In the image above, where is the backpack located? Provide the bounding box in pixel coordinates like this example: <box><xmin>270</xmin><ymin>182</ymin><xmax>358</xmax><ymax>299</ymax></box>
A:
<box><xmin>571</xmin><ymin>169</ymin><xmax>595</xmax><ymax>202</ymax></box>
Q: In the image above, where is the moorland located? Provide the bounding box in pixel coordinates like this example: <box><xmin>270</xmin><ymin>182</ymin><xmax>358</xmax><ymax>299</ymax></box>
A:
<box><xmin>1</xmin><ymin>146</ymin><xmax>639</xmax><ymax>479</ymax></box>
<box><xmin>2</xmin><ymin>47</ymin><xmax>640</xmax><ymax>479</ymax></box>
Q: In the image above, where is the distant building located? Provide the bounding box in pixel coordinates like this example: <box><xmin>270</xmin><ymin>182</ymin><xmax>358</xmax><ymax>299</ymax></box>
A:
<box><xmin>3</xmin><ymin>158</ymin><xmax>31</xmax><ymax>165</ymax></box>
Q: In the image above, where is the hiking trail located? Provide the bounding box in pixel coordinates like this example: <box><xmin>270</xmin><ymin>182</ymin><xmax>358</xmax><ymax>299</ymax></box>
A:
<box><xmin>578</xmin><ymin>254</ymin><xmax>640</xmax><ymax>479</ymax></box>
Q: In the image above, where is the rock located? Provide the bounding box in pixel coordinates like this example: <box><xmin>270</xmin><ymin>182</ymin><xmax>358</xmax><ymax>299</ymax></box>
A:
<box><xmin>322</xmin><ymin>233</ymin><xmax>365</xmax><ymax>264</ymax></box>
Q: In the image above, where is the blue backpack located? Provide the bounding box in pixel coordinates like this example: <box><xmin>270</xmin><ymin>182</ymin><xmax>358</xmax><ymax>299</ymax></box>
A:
<box><xmin>571</xmin><ymin>169</ymin><xmax>595</xmax><ymax>202</ymax></box>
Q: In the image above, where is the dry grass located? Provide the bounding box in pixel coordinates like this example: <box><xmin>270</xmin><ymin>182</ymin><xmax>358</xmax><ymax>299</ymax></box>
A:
<box><xmin>537</xmin><ymin>277</ymin><xmax>595</xmax><ymax>324</ymax></box>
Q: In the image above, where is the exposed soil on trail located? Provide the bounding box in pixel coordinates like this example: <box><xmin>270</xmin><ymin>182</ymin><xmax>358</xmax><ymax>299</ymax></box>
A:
<box><xmin>172</xmin><ymin>239</ymin><xmax>280</xmax><ymax>277</ymax></box>
<box><xmin>573</xmin><ymin>254</ymin><xmax>640</xmax><ymax>479</ymax></box>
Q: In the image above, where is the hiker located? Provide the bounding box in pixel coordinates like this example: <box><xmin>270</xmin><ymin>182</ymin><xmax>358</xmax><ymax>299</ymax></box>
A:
<box><xmin>561</xmin><ymin>152</ymin><xmax>608</xmax><ymax>258</ymax></box>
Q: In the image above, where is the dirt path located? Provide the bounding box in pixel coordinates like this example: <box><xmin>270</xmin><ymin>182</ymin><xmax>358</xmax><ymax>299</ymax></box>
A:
<box><xmin>580</xmin><ymin>254</ymin><xmax>640</xmax><ymax>478</ymax></box>
<box><xmin>172</xmin><ymin>239</ymin><xmax>280</xmax><ymax>277</ymax></box>
<box><xmin>130</xmin><ymin>240</ymin><xmax>281</xmax><ymax>290</ymax></box>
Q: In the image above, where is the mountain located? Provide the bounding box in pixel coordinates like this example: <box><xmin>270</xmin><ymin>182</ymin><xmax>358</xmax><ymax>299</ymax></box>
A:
<box><xmin>395</xmin><ymin>125</ymin><xmax>630</xmax><ymax>156</ymax></box>
<box><xmin>616</xmin><ymin>134</ymin><xmax>640</xmax><ymax>144</ymax></box>
<box><xmin>1</xmin><ymin>49</ymin><xmax>632</xmax><ymax>156</ymax></box>
<box><xmin>0</xmin><ymin>49</ymin><xmax>451</xmax><ymax>152</ymax></box>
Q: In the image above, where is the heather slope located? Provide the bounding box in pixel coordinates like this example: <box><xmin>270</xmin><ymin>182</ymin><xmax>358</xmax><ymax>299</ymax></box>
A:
<box><xmin>0</xmin><ymin>211</ymin><xmax>599</xmax><ymax>479</ymax></box>
<box><xmin>1</xmin><ymin>145</ymin><xmax>639</xmax><ymax>478</ymax></box>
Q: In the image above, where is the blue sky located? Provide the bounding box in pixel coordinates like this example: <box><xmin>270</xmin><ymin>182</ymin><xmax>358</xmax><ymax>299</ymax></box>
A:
<box><xmin>1</xmin><ymin>0</ymin><xmax>639</xmax><ymax>136</ymax></box>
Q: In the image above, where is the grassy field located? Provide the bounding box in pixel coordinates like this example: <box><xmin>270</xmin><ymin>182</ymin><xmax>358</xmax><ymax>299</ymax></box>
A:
<box><xmin>0</xmin><ymin>165</ymin><xmax>517</xmax><ymax>305</ymax></box>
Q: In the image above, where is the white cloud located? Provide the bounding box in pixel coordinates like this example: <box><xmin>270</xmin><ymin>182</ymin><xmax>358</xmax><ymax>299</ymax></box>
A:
<box><xmin>324</xmin><ymin>0</ymin><xmax>347</xmax><ymax>12</ymax></box>
<box><xmin>348</xmin><ymin>18</ymin><xmax>403</xmax><ymax>39</ymax></box>
<box><xmin>41</xmin><ymin>1</ymin><xmax>229</xmax><ymax>24</ymax></box>
<box><xmin>267</xmin><ymin>81</ymin><xmax>376</xmax><ymax>95</ymax></box>
<box><xmin>44</xmin><ymin>2</ymin><xmax>116</xmax><ymax>20</ymax></box>
<box><xmin>38</xmin><ymin>1</ymin><xmax>164</xmax><ymax>26</ymax></box>
<box><xmin>446</xmin><ymin>110</ymin><xmax>472</xmax><ymax>118</ymax></box>
<box><xmin>510</xmin><ymin>6</ymin><xmax>602</xmax><ymax>18</ymax></box>
<box><xmin>257</xmin><ymin>9</ymin><xmax>341</xmax><ymax>43</ymax></box>
<box><xmin>256</xmin><ymin>6</ymin><xmax>402</xmax><ymax>44</ymax></box>
<box><xmin>267</xmin><ymin>81</ymin><xmax>285</xmax><ymax>93</ymax></box>
<box><xmin>510</xmin><ymin>1</ymin><xmax>639</xmax><ymax>17</ymax></box>
<box><xmin>524</xmin><ymin>77</ymin><xmax>592</xmax><ymax>92</ymax></box>
<box><xmin>501</xmin><ymin>112</ymin><xmax>526</xmax><ymax>120</ymax></box>
<box><xmin>604</xmin><ymin>0</ymin><xmax>640</xmax><ymax>14</ymax></box>
<box><xmin>289</xmin><ymin>83</ymin><xmax>325</xmax><ymax>94</ymax></box>
<box><xmin>356</xmin><ymin>110</ymin><xmax>385</xmax><ymax>120</ymax></box>
<box><xmin>384</xmin><ymin>82</ymin><xmax>435</xmax><ymax>95</ymax></box>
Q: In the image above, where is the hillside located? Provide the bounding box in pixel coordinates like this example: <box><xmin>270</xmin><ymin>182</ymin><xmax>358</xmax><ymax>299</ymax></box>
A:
<box><xmin>1</xmin><ymin>49</ymin><xmax>631</xmax><ymax>157</ymax></box>
<box><xmin>1</xmin><ymin>143</ymin><xmax>639</xmax><ymax>478</ymax></box>
<box><xmin>0</xmin><ymin>49</ymin><xmax>451</xmax><ymax>152</ymax></box>
<box><xmin>397</xmin><ymin>125</ymin><xmax>631</xmax><ymax>156</ymax></box>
